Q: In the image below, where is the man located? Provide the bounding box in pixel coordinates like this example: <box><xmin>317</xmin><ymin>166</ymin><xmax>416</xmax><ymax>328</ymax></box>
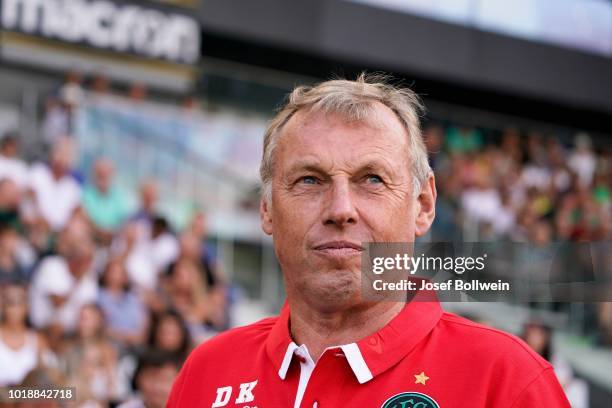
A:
<box><xmin>82</xmin><ymin>158</ymin><xmax>129</xmax><ymax>243</ymax></box>
<box><xmin>128</xmin><ymin>179</ymin><xmax>160</xmax><ymax>242</ymax></box>
<box><xmin>29</xmin><ymin>219</ymin><xmax>98</xmax><ymax>333</ymax></box>
<box><xmin>27</xmin><ymin>137</ymin><xmax>81</xmax><ymax>231</ymax></box>
<box><xmin>168</xmin><ymin>76</ymin><xmax>570</xmax><ymax>407</ymax></box>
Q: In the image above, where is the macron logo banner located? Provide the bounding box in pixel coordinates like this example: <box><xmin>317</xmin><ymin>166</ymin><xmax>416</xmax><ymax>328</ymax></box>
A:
<box><xmin>0</xmin><ymin>0</ymin><xmax>201</xmax><ymax>64</ymax></box>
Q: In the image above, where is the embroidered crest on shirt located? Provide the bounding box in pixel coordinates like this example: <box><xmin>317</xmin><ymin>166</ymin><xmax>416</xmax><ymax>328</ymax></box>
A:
<box><xmin>380</xmin><ymin>392</ymin><xmax>440</xmax><ymax>408</ymax></box>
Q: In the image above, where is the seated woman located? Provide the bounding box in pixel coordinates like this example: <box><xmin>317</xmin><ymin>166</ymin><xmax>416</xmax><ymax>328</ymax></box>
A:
<box><xmin>98</xmin><ymin>259</ymin><xmax>149</xmax><ymax>348</ymax></box>
<box><xmin>63</xmin><ymin>303</ymin><xmax>120</xmax><ymax>406</ymax></box>
<box><xmin>0</xmin><ymin>284</ymin><xmax>49</xmax><ymax>386</ymax></box>
<box><xmin>162</xmin><ymin>259</ymin><xmax>214</xmax><ymax>343</ymax></box>
<box><xmin>147</xmin><ymin>309</ymin><xmax>192</xmax><ymax>363</ymax></box>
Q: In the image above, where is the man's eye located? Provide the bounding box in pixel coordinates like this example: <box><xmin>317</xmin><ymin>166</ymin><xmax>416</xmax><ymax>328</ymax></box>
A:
<box><xmin>299</xmin><ymin>176</ymin><xmax>318</xmax><ymax>185</ymax></box>
<box><xmin>365</xmin><ymin>174</ymin><xmax>383</xmax><ymax>184</ymax></box>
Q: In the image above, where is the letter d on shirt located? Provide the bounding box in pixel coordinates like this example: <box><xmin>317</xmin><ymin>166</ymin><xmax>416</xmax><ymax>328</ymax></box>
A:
<box><xmin>211</xmin><ymin>386</ymin><xmax>232</xmax><ymax>407</ymax></box>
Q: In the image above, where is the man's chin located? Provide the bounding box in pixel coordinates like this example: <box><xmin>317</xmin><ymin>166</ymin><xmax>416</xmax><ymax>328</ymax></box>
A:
<box><xmin>299</xmin><ymin>272</ymin><xmax>362</xmax><ymax>310</ymax></box>
<box><xmin>310</xmin><ymin>254</ymin><xmax>363</xmax><ymax>273</ymax></box>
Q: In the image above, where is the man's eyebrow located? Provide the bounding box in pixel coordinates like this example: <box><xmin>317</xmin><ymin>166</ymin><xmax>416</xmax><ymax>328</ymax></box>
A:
<box><xmin>357</xmin><ymin>161</ymin><xmax>386</xmax><ymax>172</ymax></box>
<box><xmin>285</xmin><ymin>160</ymin><xmax>326</xmax><ymax>176</ymax></box>
<box><xmin>283</xmin><ymin>160</ymin><xmax>397</xmax><ymax>180</ymax></box>
<box><xmin>354</xmin><ymin>161</ymin><xmax>396</xmax><ymax>176</ymax></box>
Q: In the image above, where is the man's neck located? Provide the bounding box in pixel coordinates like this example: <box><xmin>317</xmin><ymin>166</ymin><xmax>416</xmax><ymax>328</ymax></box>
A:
<box><xmin>288</xmin><ymin>299</ymin><xmax>404</xmax><ymax>362</ymax></box>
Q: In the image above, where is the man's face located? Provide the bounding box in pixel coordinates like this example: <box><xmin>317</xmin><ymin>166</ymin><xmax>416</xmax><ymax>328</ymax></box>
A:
<box><xmin>94</xmin><ymin>160</ymin><xmax>113</xmax><ymax>192</ymax></box>
<box><xmin>261</xmin><ymin>103</ymin><xmax>432</xmax><ymax>309</ymax></box>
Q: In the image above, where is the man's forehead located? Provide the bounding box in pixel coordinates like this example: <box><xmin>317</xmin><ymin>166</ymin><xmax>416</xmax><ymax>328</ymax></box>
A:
<box><xmin>278</xmin><ymin>103</ymin><xmax>408</xmax><ymax>151</ymax></box>
<box><xmin>287</xmin><ymin>102</ymin><xmax>404</xmax><ymax>132</ymax></box>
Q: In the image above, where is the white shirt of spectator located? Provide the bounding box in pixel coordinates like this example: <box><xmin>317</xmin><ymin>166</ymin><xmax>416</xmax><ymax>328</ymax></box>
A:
<box><xmin>551</xmin><ymin>353</ymin><xmax>589</xmax><ymax>408</ymax></box>
<box><xmin>461</xmin><ymin>188</ymin><xmax>502</xmax><ymax>225</ymax></box>
<box><xmin>0</xmin><ymin>330</ymin><xmax>38</xmax><ymax>386</ymax></box>
<box><xmin>42</xmin><ymin>105</ymin><xmax>71</xmax><ymax>146</ymax></box>
<box><xmin>28</xmin><ymin>163</ymin><xmax>81</xmax><ymax>231</ymax></box>
<box><xmin>124</xmin><ymin>232</ymin><xmax>179</xmax><ymax>290</ymax></box>
<box><xmin>491</xmin><ymin>206</ymin><xmax>515</xmax><ymax>236</ymax></box>
<box><xmin>152</xmin><ymin>232</ymin><xmax>179</xmax><ymax>274</ymax></box>
<box><xmin>29</xmin><ymin>256</ymin><xmax>98</xmax><ymax>332</ymax></box>
<box><xmin>0</xmin><ymin>154</ymin><xmax>29</xmax><ymax>189</ymax></box>
<box><xmin>568</xmin><ymin>151</ymin><xmax>596</xmax><ymax>188</ymax></box>
<box><xmin>521</xmin><ymin>164</ymin><xmax>551</xmax><ymax>190</ymax></box>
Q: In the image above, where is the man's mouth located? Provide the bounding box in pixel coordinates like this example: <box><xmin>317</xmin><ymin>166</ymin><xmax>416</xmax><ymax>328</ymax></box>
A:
<box><xmin>313</xmin><ymin>241</ymin><xmax>364</xmax><ymax>258</ymax></box>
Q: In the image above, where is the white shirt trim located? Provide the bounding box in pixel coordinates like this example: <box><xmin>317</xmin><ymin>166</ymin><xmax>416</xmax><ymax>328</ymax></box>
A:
<box><xmin>293</xmin><ymin>345</ymin><xmax>316</xmax><ymax>408</ymax></box>
<box><xmin>278</xmin><ymin>341</ymin><xmax>374</xmax><ymax>407</ymax></box>
<box><xmin>340</xmin><ymin>343</ymin><xmax>374</xmax><ymax>384</ymax></box>
<box><xmin>278</xmin><ymin>342</ymin><xmax>298</xmax><ymax>380</ymax></box>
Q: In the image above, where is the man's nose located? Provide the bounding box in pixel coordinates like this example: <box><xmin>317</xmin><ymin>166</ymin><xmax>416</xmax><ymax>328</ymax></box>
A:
<box><xmin>323</xmin><ymin>179</ymin><xmax>358</xmax><ymax>227</ymax></box>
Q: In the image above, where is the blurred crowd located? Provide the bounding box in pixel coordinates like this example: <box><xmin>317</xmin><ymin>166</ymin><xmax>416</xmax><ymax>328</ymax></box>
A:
<box><xmin>425</xmin><ymin>124</ymin><xmax>612</xmax><ymax>347</ymax></box>
<box><xmin>40</xmin><ymin>71</ymin><xmax>197</xmax><ymax>152</ymax></box>
<box><xmin>426</xmin><ymin>124</ymin><xmax>610</xmax><ymax>242</ymax></box>
<box><xmin>0</xmin><ymin>71</ymin><xmax>610</xmax><ymax>407</ymax></box>
<box><xmin>0</xmin><ymin>133</ymin><xmax>229</xmax><ymax>407</ymax></box>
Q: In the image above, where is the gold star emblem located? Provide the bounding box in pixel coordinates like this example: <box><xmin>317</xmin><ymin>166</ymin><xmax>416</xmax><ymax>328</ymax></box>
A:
<box><xmin>414</xmin><ymin>371</ymin><xmax>429</xmax><ymax>385</ymax></box>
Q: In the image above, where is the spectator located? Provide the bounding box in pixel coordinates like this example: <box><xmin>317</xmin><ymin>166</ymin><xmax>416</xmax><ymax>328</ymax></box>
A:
<box><xmin>523</xmin><ymin>321</ymin><xmax>588</xmax><ymax>408</ymax></box>
<box><xmin>64</xmin><ymin>303</ymin><xmax>119</xmax><ymax>405</ymax></box>
<box><xmin>118</xmin><ymin>350</ymin><xmax>181</xmax><ymax>408</ymax></box>
<box><xmin>116</xmin><ymin>216</ymin><xmax>178</xmax><ymax>292</ymax></box>
<box><xmin>460</xmin><ymin>171</ymin><xmax>502</xmax><ymax>227</ymax></box>
<box><xmin>90</xmin><ymin>73</ymin><xmax>110</xmax><ymax>95</ymax></box>
<box><xmin>29</xmin><ymin>222</ymin><xmax>98</xmax><ymax>333</ymax></box>
<box><xmin>40</xmin><ymin>96</ymin><xmax>71</xmax><ymax>148</ymax></box>
<box><xmin>128</xmin><ymin>83</ymin><xmax>148</xmax><ymax>103</ymax></box>
<box><xmin>493</xmin><ymin>189</ymin><xmax>516</xmax><ymax>237</ymax></box>
<box><xmin>598</xmin><ymin>302</ymin><xmax>612</xmax><ymax>347</ymax></box>
<box><xmin>163</xmin><ymin>259</ymin><xmax>209</xmax><ymax>340</ymax></box>
<box><xmin>0</xmin><ymin>223</ymin><xmax>29</xmax><ymax>285</ymax></box>
<box><xmin>128</xmin><ymin>180</ymin><xmax>160</xmax><ymax>243</ymax></box>
<box><xmin>0</xmin><ymin>132</ymin><xmax>29</xmax><ymax>190</ymax></box>
<box><xmin>445</xmin><ymin>125</ymin><xmax>483</xmax><ymax>154</ymax></box>
<box><xmin>423</xmin><ymin>123</ymin><xmax>447</xmax><ymax>170</ymax></box>
<box><xmin>98</xmin><ymin>259</ymin><xmax>149</xmax><ymax>347</ymax></box>
<box><xmin>180</xmin><ymin>215</ymin><xmax>229</xmax><ymax>331</ymax></box>
<box><xmin>181</xmin><ymin>95</ymin><xmax>201</xmax><ymax>112</ymax></box>
<box><xmin>568</xmin><ymin>132</ymin><xmax>596</xmax><ymax>188</ymax></box>
<box><xmin>521</xmin><ymin>154</ymin><xmax>551</xmax><ymax>192</ymax></box>
<box><xmin>500</xmin><ymin>127</ymin><xmax>523</xmax><ymax>164</ymax></box>
<box><xmin>58</xmin><ymin>70</ymin><xmax>84</xmax><ymax>108</ymax></box>
<box><xmin>547</xmin><ymin>137</ymin><xmax>572</xmax><ymax>194</ymax></box>
<box><xmin>0</xmin><ymin>178</ymin><xmax>22</xmax><ymax>231</ymax></box>
<box><xmin>150</xmin><ymin>217</ymin><xmax>180</xmax><ymax>276</ymax></box>
<box><xmin>22</xmin><ymin>216</ymin><xmax>53</xmax><ymax>261</ymax></box>
<box><xmin>0</xmin><ymin>284</ymin><xmax>49</xmax><ymax>386</ymax></box>
<box><xmin>27</xmin><ymin>137</ymin><xmax>81</xmax><ymax>231</ymax></box>
<box><xmin>593</xmin><ymin>171</ymin><xmax>610</xmax><ymax>207</ymax></box>
<box><xmin>82</xmin><ymin>158</ymin><xmax>129</xmax><ymax>244</ymax></box>
<box><xmin>181</xmin><ymin>213</ymin><xmax>221</xmax><ymax>289</ymax></box>
<box><xmin>147</xmin><ymin>310</ymin><xmax>191</xmax><ymax>361</ymax></box>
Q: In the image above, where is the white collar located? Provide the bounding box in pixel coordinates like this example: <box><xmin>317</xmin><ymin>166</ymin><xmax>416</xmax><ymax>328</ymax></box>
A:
<box><xmin>277</xmin><ymin>341</ymin><xmax>373</xmax><ymax>384</ymax></box>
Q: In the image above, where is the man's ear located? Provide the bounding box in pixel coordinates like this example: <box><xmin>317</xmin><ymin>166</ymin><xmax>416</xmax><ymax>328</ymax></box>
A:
<box><xmin>415</xmin><ymin>174</ymin><xmax>437</xmax><ymax>237</ymax></box>
<box><xmin>260</xmin><ymin>198</ymin><xmax>273</xmax><ymax>235</ymax></box>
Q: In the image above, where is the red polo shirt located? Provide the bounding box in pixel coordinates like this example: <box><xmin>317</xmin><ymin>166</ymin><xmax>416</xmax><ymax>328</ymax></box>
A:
<box><xmin>168</xmin><ymin>295</ymin><xmax>570</xmax><ymax>408</ymax></box>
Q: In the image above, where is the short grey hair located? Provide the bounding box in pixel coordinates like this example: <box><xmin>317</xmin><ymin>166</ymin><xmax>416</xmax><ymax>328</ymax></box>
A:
<box><xmin>259</xmin><ymin>73</ymin><xmax>431</xmax><ymax>202</ymax></box>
